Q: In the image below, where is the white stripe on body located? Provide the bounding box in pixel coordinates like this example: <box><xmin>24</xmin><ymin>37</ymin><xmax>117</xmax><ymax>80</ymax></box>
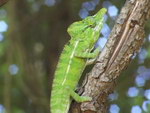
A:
<box><xmin>62</xmin><ymin>41</ymin><xmax>79</xmax><ymax>85</ymax></box>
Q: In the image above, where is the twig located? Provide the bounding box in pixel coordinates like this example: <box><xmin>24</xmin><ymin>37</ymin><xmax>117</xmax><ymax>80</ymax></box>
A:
<box><xmin>0</xmin><ymin>0</ymin><xmax>8</xmax><ymax>7</ymax></box>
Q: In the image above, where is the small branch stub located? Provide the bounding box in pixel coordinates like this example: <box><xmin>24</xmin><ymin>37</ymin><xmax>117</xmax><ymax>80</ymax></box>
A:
<box><xmin>0</xmin><ymin>0</ymin><xmax>8</xmax><ymax>7</ymax></box>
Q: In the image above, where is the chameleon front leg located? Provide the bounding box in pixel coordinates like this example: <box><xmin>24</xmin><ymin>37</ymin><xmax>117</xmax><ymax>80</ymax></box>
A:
<box><xmin>70</xmin><ymin>48</ymin><xmax>101</xmax><ymax>102</ymax></box>
<box><xmin>75</xmin><ymin>47</ymin><xmax>101</xmax><ymax>59</ymax></box>
<box><xmin>86</xmin><ymin>59</ymin><xmax>96</xmax><ymax>65</ymax></box>
<box><xmin>70</xmin><ymin>89</ymin><xmax>92</xmax><ymax>102</ymax></box>
<box><xmin>75</xmin><ymin>47</ymin><xmax>101</xmax><ymax>65</ymax></box>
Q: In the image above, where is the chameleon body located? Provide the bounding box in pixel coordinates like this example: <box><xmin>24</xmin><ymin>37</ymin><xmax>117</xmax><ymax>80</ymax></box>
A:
<box><xmin>50</xmin><ymin>8</ymin><xmax>107</xmax><ymax>113</ymax></box>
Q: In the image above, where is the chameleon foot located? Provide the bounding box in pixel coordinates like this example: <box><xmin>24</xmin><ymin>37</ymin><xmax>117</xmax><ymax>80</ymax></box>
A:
<box><xmin>70</xmin><ymin>89</ymin><xmax>92</xmax><ymax>102</ymax></box>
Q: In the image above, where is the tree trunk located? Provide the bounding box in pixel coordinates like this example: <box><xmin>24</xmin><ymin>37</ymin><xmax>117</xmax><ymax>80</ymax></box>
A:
<box><xmin>70</xmin><ymin>0</ymin><xmax>150</xmax><ymax>113</ymax></box>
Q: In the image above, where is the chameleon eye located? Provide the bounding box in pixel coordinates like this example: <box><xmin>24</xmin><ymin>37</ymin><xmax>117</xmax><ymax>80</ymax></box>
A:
<box><xmin>85</xmin><ymin>16</ymin><xmax>96</xmax><ymax>27</ymax></box>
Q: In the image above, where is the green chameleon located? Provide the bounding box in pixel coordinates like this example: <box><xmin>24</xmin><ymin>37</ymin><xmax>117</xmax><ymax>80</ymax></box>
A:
<box><xmin>50</xmin><ymin>8</ymin><xmax>107</xmax><ymax>113</ymax></box>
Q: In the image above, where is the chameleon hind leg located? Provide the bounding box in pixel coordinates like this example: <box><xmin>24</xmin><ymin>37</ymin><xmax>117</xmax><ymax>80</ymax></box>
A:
<box><xmin>70</xmin><ymin>89</ymin><xmax>92</xmax><ymax>102</ymax></box>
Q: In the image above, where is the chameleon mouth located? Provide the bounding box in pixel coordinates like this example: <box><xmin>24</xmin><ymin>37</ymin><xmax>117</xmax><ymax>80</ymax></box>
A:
<box><xmin>94</xmin><ymin>8</ymin><xmax>107</xmax><ymax>21</ymax></box>
<box><xmin>93</xmin><ymin>8</ymin><xmax>107</xmax><ymax>31</ymax></box>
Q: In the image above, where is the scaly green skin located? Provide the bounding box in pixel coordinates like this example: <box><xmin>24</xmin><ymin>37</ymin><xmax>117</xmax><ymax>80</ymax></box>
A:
<box><xmin>50</xmin><ymin>8</ymin><xmax>107</xmax><ymax>113</ymax></box>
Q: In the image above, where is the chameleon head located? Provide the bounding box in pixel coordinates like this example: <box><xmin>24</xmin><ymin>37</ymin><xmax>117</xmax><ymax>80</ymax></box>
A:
<box><xmin>85</xmin><ymin>8</ymin><xmax>107</xmax><ymax>43</ymax></box>
<box><xmin>93</xmin><ymin>8</ymin><xmax>107</xmax><ymax>32</ymax></box>
<box><xmin>67</xmin><ymin>8</ymin><xmax>107</xmax><ymax>44</ymax></box>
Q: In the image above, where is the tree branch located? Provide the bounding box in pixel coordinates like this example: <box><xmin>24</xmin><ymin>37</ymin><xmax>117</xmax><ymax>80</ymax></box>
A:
<box><xmin>70</xmin><ymin>0</ymin><xmax>150</xmax><ymax>113</ymax></box>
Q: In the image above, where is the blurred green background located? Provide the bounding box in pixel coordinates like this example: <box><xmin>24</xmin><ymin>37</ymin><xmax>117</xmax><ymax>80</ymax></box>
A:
<box><xmin>0</xmin><ymin>0</ymin><xmax>150</xmax><ymax>113</ymax></box>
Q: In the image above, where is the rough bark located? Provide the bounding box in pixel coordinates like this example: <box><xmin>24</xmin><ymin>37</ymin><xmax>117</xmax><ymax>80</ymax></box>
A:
<box><xmin>70</xmin><ymin>0</ymin><xmax>150</xmax><ymax>113</ymax></box>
